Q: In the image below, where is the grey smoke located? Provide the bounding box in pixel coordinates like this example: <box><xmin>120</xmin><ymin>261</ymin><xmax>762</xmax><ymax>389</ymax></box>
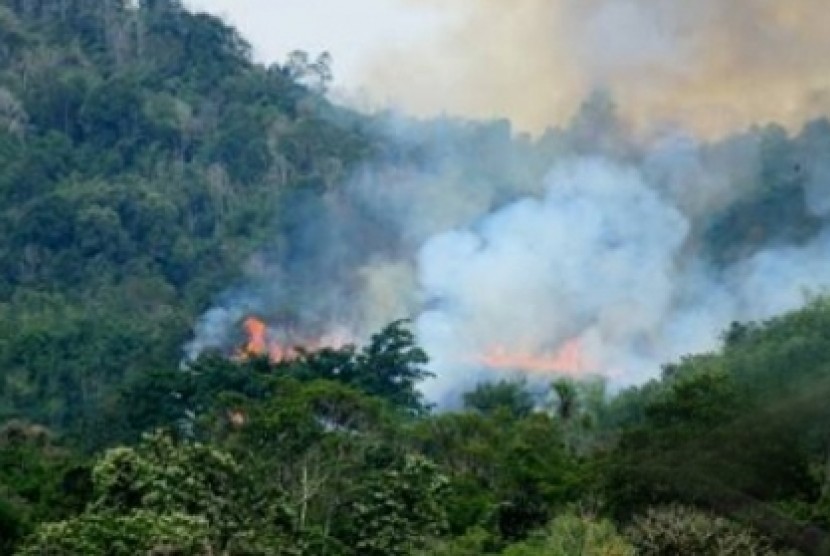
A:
<box><xmin>185</xmin><ymin>101</ymin><xmax>830</xmax><ymax>404</ymax></box>
<box><xmin>415</xmin><ymin>157</ymin><xmax>689</xmax><ymax>399</ymax></box>
<box><xmin>185</xmin><ymin>297</ymin><xmax>254</xmax><ymax>361</ymax></box>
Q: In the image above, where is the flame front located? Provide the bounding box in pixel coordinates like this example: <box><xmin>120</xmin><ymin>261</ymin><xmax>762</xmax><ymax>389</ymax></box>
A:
<box><xmin>242</xmin><ymin>317</ymin><xmax>268</xmax><ymax>356</ymax></box>
<box><xmin>243</xmin><ymin>316</ymin><xmax>589</xmax><ymax>376</ymax></box>
<box><xmin>479</xmin><ymin>338</ymin><xmax>589</xmax><ymax>376</ymax></box>
<box><xmin>238</xmin><ymin>317</ymin><xmax>350</xmax><ymax>363</ymax></box>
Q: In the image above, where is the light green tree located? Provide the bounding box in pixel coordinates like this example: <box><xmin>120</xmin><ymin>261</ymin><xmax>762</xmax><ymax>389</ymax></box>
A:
<box><xmin>501</xmin><ymin>513</ymin><xmax>635</xmax><ymax>556</ymax></box>
<box><xmin>17</xmin><ymin>431</ymin><xmax>296</xmax><ymax>555</ymax></box>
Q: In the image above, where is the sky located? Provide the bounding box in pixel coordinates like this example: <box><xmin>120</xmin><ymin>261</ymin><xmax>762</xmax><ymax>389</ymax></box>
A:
<box><xmin>185</xmin><ymin>1</ymin><xmax>830</xmax><ymax>136</ymax></box>
<box><xmin>184</xmin><ymin>0</ymin><xmax>449</xmax><ymax>95</ymax></box>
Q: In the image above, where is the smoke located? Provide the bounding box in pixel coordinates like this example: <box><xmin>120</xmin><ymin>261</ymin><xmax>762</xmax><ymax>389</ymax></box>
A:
<box><xmin>184</xmin><ymin>3</ymin><xmax>830</xmax><ymax>404</ymax></box>
<box><xmin>362</xmin><ymin>0</ymin><xmax>830</xmax><ymax>136</ymax></box>
<box><xmin>185</xmin><ymin>117</ymin><xmax>550</xmax><ymax>359</ymax></box>
<box><xmin>801</xmin><ymin>120</ymin><xmax>830</xmax><ymax>217</ymax></box>
<box><xmin>413</xmin><ymin>151</ymin><xmax>829</xmax><ymax>403</ymax></box>
<box><xmin>184</xmin><ymin>94</ymin><xmax>830</xmax><ymax>405</ymax></box>
<box><xmin>415</xmin><ymin>157</ymin><xmax>688</xmax><ymax>399</ymax></box>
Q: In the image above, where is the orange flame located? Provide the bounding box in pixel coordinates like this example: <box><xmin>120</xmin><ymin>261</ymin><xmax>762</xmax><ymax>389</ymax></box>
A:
<box><xmin>479</xmin><ymin>338</ymin><xmax>589</xmax><ymax>376</ymax></box>
<box><xmin>237</xmin><ymin>317</ymin><xmax>350</xmax><ymax>363</ymax></box>
<box><xmin>242</xmin><ymin>317</ymin><xmax>268</xmax><ymax>356</ymax></box>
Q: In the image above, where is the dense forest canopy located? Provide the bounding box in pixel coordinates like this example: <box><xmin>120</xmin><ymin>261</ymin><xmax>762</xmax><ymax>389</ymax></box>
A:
<box><xmin>1</xmin><ymin>1</ymin><xmax>830</xmax><ymax>554</ymax></box>
<box><xmin>0</xmin><ymin>0</ymin><xmax>376</xmax><ymax>443</ymax></box>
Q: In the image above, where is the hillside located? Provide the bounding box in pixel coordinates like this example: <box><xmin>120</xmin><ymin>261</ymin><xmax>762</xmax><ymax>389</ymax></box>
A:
<box><xmin>0</xmin><ymin>0</ymin><xmax>374</xmax><ymax>444</ymax></box>
<box><xmin>2</xmin><ymin>1</ymin><xmax>830</xmax><ymax>555</ymax></box>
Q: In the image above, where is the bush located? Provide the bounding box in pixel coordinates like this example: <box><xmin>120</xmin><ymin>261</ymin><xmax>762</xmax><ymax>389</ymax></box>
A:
<box><xmin>502</xmin><ymin>513</ymin><xmax>635</xmax><ymax>556</ymax></box>
<box><xmin>627</xmin><ymin>505</ymin><xmax>783</xmax><ymax>556</ymax></box>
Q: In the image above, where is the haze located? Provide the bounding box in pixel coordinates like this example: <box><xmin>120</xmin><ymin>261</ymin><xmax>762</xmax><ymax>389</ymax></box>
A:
<box><xmin>188</xmin><ymin>1</ymin><xmax>830</xmax><ymax>136</ymax></box>
<box><xmin>184</xmin><ymin>0</ymin><xmax>449</xmax><ymax>100</ymax></box>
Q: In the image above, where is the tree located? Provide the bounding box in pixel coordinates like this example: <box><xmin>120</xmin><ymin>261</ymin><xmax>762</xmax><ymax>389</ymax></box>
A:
<box><xmin>501</xmin><ymin>513</ymin><xmax>635</xmax><ymax>556</ymax></box>
<box><xmin>0</xmin><ymin>0</ymin><xmax>375</xmax><ymax>444</ymax></box>
<box><xmin>19</xmin><ymin>431</ymin><xmax>296</xmax><ymax>555</ymax></box>
<box><xmin>463</xmin><ymin>379</ymin><xmax>536</xmax><ymax>419</ymax></box>
<box><xmin>17</xmin><ymin>511</ymin><xmax>212</xmax><ymax>556</ymax></box>
<box><xmin>218</xmin><ymin>378</ymin><xmax>389</xmax><ymax>536</ymax></box>
<box><xmin>342</xmin><ymin>452</ymin><xmax>448</xmax><ymax>556</ymax></box>
<box><xmin>285</xmin><ymin>49</ymin><xmax>332</xmax><ymax>94</ymax></box>
<box><xmin>551</xmin><ymin>378</ymin><xmax>578</xmax><ymax>421</ymax></box>
<box><xmin>0</xmin><ymin>421</ymin><xmax>90</xmax><ymax>554</ymax></box>
<box><xmin>0</xmin><ymin>86</ymin><xmax>26</xmax><ymax>135</ymax></box>
<box><xmin>353</xmin><ymin>319</ymin><xmax>432</xmax><ymax>414</ymax></box>
<box><xmin>626</xmin><ymin>505</ymin><xmax>783</xmax><ymax>556</ymax></box>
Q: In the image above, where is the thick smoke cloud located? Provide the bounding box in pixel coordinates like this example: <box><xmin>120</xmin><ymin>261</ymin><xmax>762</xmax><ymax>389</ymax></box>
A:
<box><xmin>185</xmin><ymin>3</ymin><xmax>830</xmax><ymax>404</ymax></box>
<box><xmin>185</xmin><ymin>117</ymin><xmax>552</xmax><ymax>361</ymax></box>
<box><xmin>415</xmin><ymin>157</ymin><xmax>689</xmax><ymax>398</ymax></box>
<box><xmin>414</xmin><ymin>151</ymin><xmax>829</xmax><ymax>402</ymax></box>
<box><xmin>363</xmin><ymin>0</ymin><xmax>830</xmax><ymax>135</ymax></box>
<box><xmin>185</xmin><ymin>96</ymin><xmax>830</xmax><ymax>404</ymax></box>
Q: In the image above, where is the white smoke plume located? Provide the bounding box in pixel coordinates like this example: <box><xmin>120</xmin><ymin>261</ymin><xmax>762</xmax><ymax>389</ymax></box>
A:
<box><xmin>185</xmin><ymin>93</ymin><xmax>830</xmax><ymax>405</ymax></box>
<box><xmin>413</xmin><ymin>152</ymin><xmax>830</xmax><ymax>403</ymax></box>
<box><xmin>416</xmin><ymin>157</ymin><xmax>689</xmax><ymax>399</ymax></box>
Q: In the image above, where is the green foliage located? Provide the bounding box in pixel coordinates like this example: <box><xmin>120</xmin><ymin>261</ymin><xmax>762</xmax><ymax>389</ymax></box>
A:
<box><xmin>17</xmin><ymin>510</ymin><xmax>212</xmax><ymax>556</ymax></box>
<box><xmin>218</xmin><ymin>319</ymin><xmax>433</xmax><ymax>415</ymax></box>
<box><xmin>352</xmin><ymin>319</ymin><xmax>432</xmax><ymax>413</ymax></box>
<box><xmin>0</xmin><ymin>0</ymin><xmax>375</xmax><ymax>442</ymax></box>
<box><xmin>345</xmin><ymin>452</ymin><xmax>449</xmax><ymax>556</ymax></box>
<box><xmin>412</xmin><ymin>407</ymin><xmax>584</xmax><ymax>540</ymax></box>
<box><xmin>0</xmin><ymin>420</ymin><xmax>91</xmax><ymax>552</ymax></box>
<box><xmin>627</xmin><ymin>505</ymin><xmax>783</xmax><ymax>556</ymax></box>
<box><xmin>597</xmin><ymin>301</ymin><xmax>830</xmax><ymax>553</ymax></box>
<box><xmin>463</xmin><ymin>379</ymin><xmax>536</xmax><ymax>419</ymax></box>
<box><xmin>422</xmin><ymin>526</ymin><xmax>500</xmax><ymax>556</ymax></box>
<box><xmin>551</xmin><ymin>379</ymin><xmax>579</xmax><ymax>421</ymax></box>
<box><xmin>501</xmin><ymin>513</ymin><xmax>635</xmax><ymax>556</ymax></box>
<box><xmin>8</xmin><ymin>300</ymin><xmax>830</xmax><ymax>554</ymax></box>
<box><xmin>3</xmin><ymin>2</ymin><xmax>830</xmax><ymax>555</ymax></box>
<box><xmin>19</xmin><ymin>430</ymin><xmax>297</xmax><ymax>555</ymax></box>
<box><xmin>91</xmin><ymin>432</ymin><xmax>242</xmax><ymax>519</ymax></box>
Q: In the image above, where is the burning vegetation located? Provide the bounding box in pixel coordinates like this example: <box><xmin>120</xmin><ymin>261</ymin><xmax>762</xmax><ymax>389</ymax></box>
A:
<box><xmin>478</xmin><ymin>338</ymin><xmax>589</xmax><ymax>376</ymax></box>
<box><xmin>6</xmin><ymin>1</ymin><xmax>830</xmax><ymax>554</ymax></box>
<box><xmin>236</xmin><ymin>316</ymin><xmax>351</xmax><ymax>363</ymax></box>
<box><xmin>238</xmin><ymin>314</ymin><xmax>591</xmax><ymax>377</ymax></box>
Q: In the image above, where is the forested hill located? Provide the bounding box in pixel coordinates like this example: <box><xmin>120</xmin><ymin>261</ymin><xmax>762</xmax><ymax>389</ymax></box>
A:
<box><xmin>0</xmin><ymin>0</ymin><xmax>374</xmax><ymax>442</ymax></box>
<box><xmin>2</xmin><ymin>0</ymin><xmax>830</xmax><ymax>449</ymax></box>
<box><xmin>5</xmin><ymin>1</ymin><xmax>830</xmax><ymax>555</ymax></box>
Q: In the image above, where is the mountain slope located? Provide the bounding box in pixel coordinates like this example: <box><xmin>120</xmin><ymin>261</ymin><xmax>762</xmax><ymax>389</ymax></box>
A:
<box><xmin>0</xmin><ymin>0</ymin><xmax>374</xmax><ymax>444</ymax></box>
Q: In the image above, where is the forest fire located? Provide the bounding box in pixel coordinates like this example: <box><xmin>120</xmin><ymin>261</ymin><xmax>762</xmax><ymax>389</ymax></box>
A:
<box><xmin>478</xmin><ymin>338</ymin><xmax>590</xmax><ymax>376</ymax></box>
<box><xmin>241</xmin><ymin>317</ymin><xmax>268</xmax><ymax>356</ymax></box>
<box><xmin>237</xmin><ymin>316</ymin><xmax>350</xmax><ymax>363</ymax></box>
<box><xmin>240</xmin><ymin>314</ymin><xmax>592</xmax><ymax>376</ymax></box>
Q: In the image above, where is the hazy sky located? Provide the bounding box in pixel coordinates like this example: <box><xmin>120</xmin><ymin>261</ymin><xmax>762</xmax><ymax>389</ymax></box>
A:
<box><xmin>185</xmin><ymin>1</ymin><xmax>830</xmax><ymax>136</ymax></box>
<box><xmin>184</xmin><ymin>0</ymin><xmax>448</xmax><ymax>89</ymax></box>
